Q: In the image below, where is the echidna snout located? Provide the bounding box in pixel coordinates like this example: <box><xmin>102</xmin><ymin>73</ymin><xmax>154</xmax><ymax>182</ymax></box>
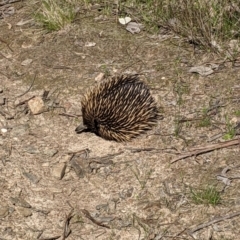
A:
<box><xmin>76</xmin><ymin>75</ymin><xmax>159</xmax><ymax>142</ymax></box>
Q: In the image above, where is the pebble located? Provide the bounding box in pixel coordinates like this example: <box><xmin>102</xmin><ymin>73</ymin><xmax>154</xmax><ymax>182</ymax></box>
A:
<box><xmin>95</xmin><ymin>72</ymin><xmax>105</xmax><ymax>82</ymax></box>
<box><xmin>43</xmin><ymin>148</ymin><xmax>58</xmax><ymax>157</ymax></box>
<box><xmin>42</xmin><ymin>162</ymin><xmax>50</xmax><ymax>167</ymax></box>
<box><xmin>21</xmin><ymin>59</ymin><xmax>33</xmax><ymax>66</ymax></box>
<box><xmin>17</xmin><ymin>207</ymin><xmax>32</xmax><ymax>217</ymax></box>
<box><xmin>1</xmin><ymin>128</ymin><xmax>7</xmax><ymax>133</ymax></box>
<box><xmin>51</xmin><ymin>163</ymin><xmax>66</xmax><ymax>180</ymax></box>
<box><xmin>22</xmin><ymin>171</ymin><xmax>40</xmax><ymax>184</ymax></box>
<box><xmin>28</xmin><ymin>97</ymin><xmax>46</xmax><ymax>114</ymax></box>
<box><xmin>24</xmin><ymin>145</ymin><xmax>40</xmax><ymax>154</ymax></box>
<box><xmin>10</xmin><ymin>124</ymin><xmax>29</xmax><ymax>137</ymax></box>
<box><xmin>10</xmin><ymin>197</ymin><xmax>31</xmax><ymax>208</ymax></box>
<box><xmin>0</xmin><ymin>97</ymin><xmax>5</xmax><ymax>105</ymax></box>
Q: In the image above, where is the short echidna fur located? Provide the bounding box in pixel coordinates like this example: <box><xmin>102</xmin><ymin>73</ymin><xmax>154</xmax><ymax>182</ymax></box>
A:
<box><xmin>75</xmin><ymin>75</ymin><xmax>159</xmax><ymax>142</ymax></box>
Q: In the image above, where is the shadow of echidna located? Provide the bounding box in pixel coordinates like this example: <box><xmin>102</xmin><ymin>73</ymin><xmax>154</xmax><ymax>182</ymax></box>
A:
<box><xmin>75</xmin><ymin>75</ymin><xmax>160</xmax><ymax>142</ymax></box>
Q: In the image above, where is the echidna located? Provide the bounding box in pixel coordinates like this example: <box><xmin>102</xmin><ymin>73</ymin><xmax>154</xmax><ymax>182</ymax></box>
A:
<box><xmin>75</xmin><ymin>75</ymin><xmax>159</xmax><ymax>142</ymax></box>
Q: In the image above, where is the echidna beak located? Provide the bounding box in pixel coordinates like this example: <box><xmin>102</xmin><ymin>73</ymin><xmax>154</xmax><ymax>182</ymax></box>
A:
<box><xmin>75</xmin><ymin>123</ymin><xmax>88</xmax><ymax>134</ymax></box>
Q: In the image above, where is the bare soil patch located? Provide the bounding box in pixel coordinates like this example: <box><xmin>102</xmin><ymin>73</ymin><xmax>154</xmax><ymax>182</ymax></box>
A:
<box><xmin>0</xmin><ymin>2</ymin><xmax>239</xmax><ymax>240</ymax></box>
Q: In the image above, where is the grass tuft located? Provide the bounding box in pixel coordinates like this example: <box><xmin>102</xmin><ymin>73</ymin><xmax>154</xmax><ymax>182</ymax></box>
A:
<box><xmin>82</xmin><ymin>0</ymin><xmax>240</xmax><ymax>53</ymax></box>
<box><xmin>190</xmin><ymin>185</ymin><xmax>221</xmax><ymax>206</ymax></box>
<box><xmin>223</xmin><ymin>116</ymin><xmax>236</xmax><ymax>140</ymax></box>
<box><xmin>34</xmin><ymin>0</ymin><xmax>76</xmax><ymax>31</ymax></box>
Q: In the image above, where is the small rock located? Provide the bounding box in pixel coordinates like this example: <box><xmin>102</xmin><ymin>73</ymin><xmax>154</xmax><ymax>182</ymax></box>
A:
<box><xmin>22</xmin><ymin>171</ymin><xmax>41</xmax><ymax>184</ymax></box>
<box><xmin>119</xmin><ymin>16</ymin><xmax>131</xmax><ymax>25</ymax></box>
<box><xmin>0</xmin><ymin>88</ymin><xmax>3</xmax><ymax>93</ymax></box>
<box><xmin>108</xmin><ymin>201</ymin><xmax>117</xmax><ymax>214</ymax></box>
<box><xmin>25</xmin><ymin>145</ymin><xmax>40</xmax><ymax>154</ymax></box>
<box><xmin>119</xmin><ymin>187</ymin><xmax>134</xmax><ymax>199</ymax></box>
<box><xmin>10</xmin><ymin>124</ymin><xmax>29</xmax><ymax>137</ymax></box>
<box><xmin>126</xmin><ymin>22</ymin><xmax>143</xmax><ymax>34</ymax></box>
<box><xmin>0</xmin><ymin>205</ymin><xmax>9</xmax><ymax>218</ymax></box>
<box><xmin>95</xmin><ymin>72</ymin><xmax>105</xmax><ymax>82</ymax></box>
<box><xmin>0</xmin><ymin>97</ymin><xmax>6</xmax><ymax>105</ymax></box>
<box><xmin>1</xmin><ymin>128</ymin><xmax>7</xmax><ymax>133</ymax></box>
<box><xmin>70</xmin><ymin>158</ymin><xmax>85</xmax><ymax>178</ymax></box>
<box><xmin>10</xmin><ymin>197</ymin><xmax>31</xmax><ymax>208</ymax></box>
<box><xmin>84</xmin><ymin>42</ymin><xmax>96</xmax><ymax>47</ymax></box>
<box><xmin>21</xmin><ymin>59</ymin><xmax>33</xmax><ymax>66</ymax></box>
<box><xmin>42</xmin><ymin>162</ymin><xmax>50</xmax><ymax>167</ymax></box>
<box><xmin>43</xmin><ymin>148</ymin><xmax>58</xmax><ymax>157</ymax></box>
<box><xmin>52</xmin><ymin>163</ymin><xmax>66</xmax><ymax>180</ymax></box>
<box><xmin>17</xmin><ymin>207</ymin><xmax>32</xmax><ymax>217</ymax></box>
<box><xmin>28</xmin><ymin>97</ymin><xmax>46</xmax><ymax>114</ymax></box>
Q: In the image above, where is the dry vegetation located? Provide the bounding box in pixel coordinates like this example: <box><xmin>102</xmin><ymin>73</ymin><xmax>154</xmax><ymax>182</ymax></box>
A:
<box><xmin>0</xmin><ymin>0</ymin><xmax>240</xmax><ymax>240</ymax></box>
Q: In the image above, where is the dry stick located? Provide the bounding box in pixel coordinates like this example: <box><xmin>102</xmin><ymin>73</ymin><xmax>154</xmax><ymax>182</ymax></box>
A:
<box><xmin>189</xmin><ymin>211</ymin><xmax>240</xmax><ymax>234</ymax></box>
<box><xmin>0</xmin><ymin>37</ymin><xmax>13</xmax><ymax>51</ymax></box>
<box><xmin>0</xmin><ymin>0</ymin><xmax>23</xmax><ymax>6</ymax></box>
<box><xmin>16</xmin><ymin>72</ymin><xmax>37</xmax><ymax>98</ymax></box>
<box><xmin>81</xmin><ymin>209</ymin><xmax>110</xmax><ymax>229</ymax></box>
<box><xmin>62</xmin><ymin>209</ymin><xmax>74</xmax><ymax>240</ymax></box>
<box><xmin>38</xmin><ymin>236</ymin><xmax>60</xmax><ymax>240</ymax></box>
<box><xmin>59</xmin><ymin>112</ymin><xmax>81</xmax><ymax>118</ymax></box>
<box><xmin>171</xmin><ymin>138</ymin><xmax>240</xmax><ymax>164</ymax></box>
<box><xmin>15</xmin><ymin>95</ymin><xmax>35</xmax><ymax>107</ymax></box>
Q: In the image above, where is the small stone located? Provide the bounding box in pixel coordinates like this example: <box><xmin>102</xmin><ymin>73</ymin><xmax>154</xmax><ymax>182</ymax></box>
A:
<box><xmin>95</xmin><ymin>72</ymin><xmax>105</xmax><ymax>82</ymax></box>
<box><xmin>52</xmin><ymin>163</ymin><xmax>66</xmax><ymax>180</ymax></box>
<box><xmin>28</xmin><ymin>97</ymin><xmax>46</xmax><ymax>114</ymax></box>
<box><xmin>0</xmin><ymin>205</ymin><xmax>9</xmax><ymax>218</ymax></box>
<box><xmin>10</xmin><ymin>197</ymin><xmax>31</xmax><ymax>208</ymax></box>
<box><xmin>17</xmin><ymin>207</ymin><xmax>32</xmax><ymax>217</ymax></box>
<box><xmin>1</xmin><ymin>128</ymin><xmax>7</xmax><ymax>133</ymax></box>
<box><xmin>25</xmin><ymin>145</ymin><xmax>40</xmax><ymax>154</ymax></box>
<box><xmin>22</xmin><ymin>171</ymin><xmax>40</xmax><ymax>184</ymax></box>
<box><xmin>84</xmin><ymin>42</ymin><xmax>96</xmax><ymax>47</ymax></box>
<box><xmin>0</xmin><ymin>97</ymin><xmax>5</xmax><ymax>105</ymax></box>
<box><xmin>43</xmin><ymin>148</ymin><xmax>58</xmax><ymax>157</ymax></box>
<box><xmin>0</xmin><ymin>88</ymin><xmax>3</xmax><ymax>93</ymax></box>
<box><xmin>10</xmin><ymin>124</ymin><xmax>29</xmax><ymax>137</ymax></box>
<box><xmin>42</xmin><ymin>162</ymin><xmax>50</xmax><ymax>167</ymax></box>
<box><xmin>21</xmin><ymin>59</ymin><xmax>33</xmax><ymax>66</ymax></box>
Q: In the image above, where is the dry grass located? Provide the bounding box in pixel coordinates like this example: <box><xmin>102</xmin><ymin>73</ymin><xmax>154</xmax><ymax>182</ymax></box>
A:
<box><xmin>43</xmin><ymin>0</ymin><xmax>240</xmax><ymax>55</ymax></box>
<box><xmin>34</xmin><ymin>0</ymin><xmax>76</xmax><ymax>31</ymax></box>
<box><xmin>0</xmin><ymin>0</ymin><xmax>239</xmax><ymax>239</ymax></box>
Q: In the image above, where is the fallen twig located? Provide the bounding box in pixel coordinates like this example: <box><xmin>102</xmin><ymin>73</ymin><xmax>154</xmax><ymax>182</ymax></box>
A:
<box><xmin>171</xmin><ymin>138</ymin><xmax>239</xmax><ymax>164</ymax></box>
<box><xmin>188</xmin><ymin>211</ymin><xmax>240</xmax><ymax>235</ymax></box>
<box><xmin>125</xmin><ymin>147</ymin><xmax>163</xmax><ymax>153</ymax></box>
<box><xmin>38</xmin><ymin>236</ymin><xmax>60</xmax><ymax>240</ymax></box>
<box><xmin>0</xmin><ymin>36</ymin><xmax>13</xmax><ymax>51</ymax></box>
<box><xmin>0</xmin><ymin>0</ymin><xmax>22</xmax><ymax>6</ymax></box>
<box><xmin>15</xmin><ymin>96</ymin><xmax>35</xmax><ymax>107</ymax></box>
<box><xmin>62</xmin><ymin>209</ymin><xmax>74</xmax><ymax>240</ymax></box>
<box><xmin>81</xmin><ymin>209</ymin><xmax>110</xmax><ymax>229</ymax></box>
<box><xmin>59</xmin><ymin>112</ymin><xmax>81</xmax><ymax>118</ymax></box>
<box><xmin>16</xmin><ymin>73</ymin><xmax>37</xmax><ymax>98</ymax></box>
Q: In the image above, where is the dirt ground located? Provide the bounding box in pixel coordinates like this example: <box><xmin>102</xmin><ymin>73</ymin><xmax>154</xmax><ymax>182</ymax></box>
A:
<box><xmin>0</xmin><ymin>2</ymin><xmax>240</xmax><ymax>240</ymax></box>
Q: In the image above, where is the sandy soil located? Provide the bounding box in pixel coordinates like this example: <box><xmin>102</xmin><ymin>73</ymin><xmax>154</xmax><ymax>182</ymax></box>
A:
<box><xmin>0</xmin><ymin>1</ymin><xmax>240</xmax><ymax>240</ymax></box>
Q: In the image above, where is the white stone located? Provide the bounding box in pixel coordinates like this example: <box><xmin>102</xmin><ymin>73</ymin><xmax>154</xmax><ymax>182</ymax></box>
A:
<box><xmin>28</xmin><ymin>97</ymin><xmax>46</xmax><ymax>114</ymax></box>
